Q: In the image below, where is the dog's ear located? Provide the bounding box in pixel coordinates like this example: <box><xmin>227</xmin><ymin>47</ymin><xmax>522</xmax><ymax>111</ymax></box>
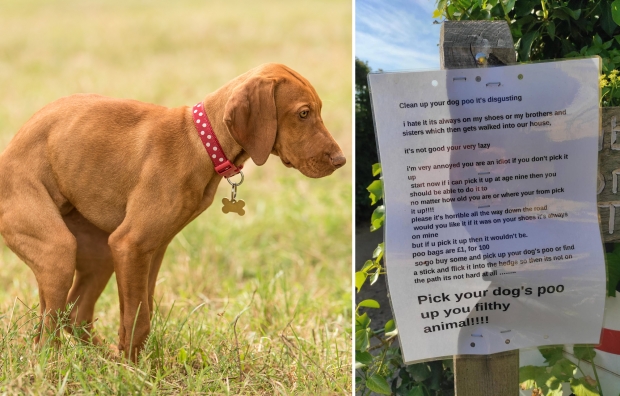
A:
<box><xmin>223</xmin><ymin>76</ymin><xmax>277</xmax><ymax>166</ymax></box>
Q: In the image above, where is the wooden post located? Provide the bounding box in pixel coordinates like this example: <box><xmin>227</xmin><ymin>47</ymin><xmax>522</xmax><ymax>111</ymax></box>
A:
<box><xmin>439</xmin><ymin>20</ymin><xmax>620</xmax><ymax>395</ymax></box>
<box><xmin>440</xmin><ymin>20</ymin><xmax>519</xmax><ymax>395</ymax></box>
<box><xmin>440</xmin><ymin>21</ymin><xmax>516</xmax><ymax>69</ymax></box>
<box><xmin>597</xmin><ymin>107</ymin><xmax>620</xmax><ymax>239</ymax></box>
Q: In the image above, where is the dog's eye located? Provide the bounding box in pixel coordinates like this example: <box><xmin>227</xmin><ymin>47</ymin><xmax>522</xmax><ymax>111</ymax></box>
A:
<box><xmin>299</xmin><ymin>110</ymin><xmax>309</xmax><ymax>119</ymax></box>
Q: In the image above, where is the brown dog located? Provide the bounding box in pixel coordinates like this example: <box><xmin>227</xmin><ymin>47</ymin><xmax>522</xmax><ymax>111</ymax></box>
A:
<box><xmin>0</xmin><ymin>63</ymin><xmax>345</xmax><ymax>361</ymax></box>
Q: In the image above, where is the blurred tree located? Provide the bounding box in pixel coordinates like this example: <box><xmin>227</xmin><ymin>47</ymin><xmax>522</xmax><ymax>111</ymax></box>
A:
<box><xmin>356</xmin><ymin>58</ymin><xmax>379</xmax><ymax>222</ymax></box>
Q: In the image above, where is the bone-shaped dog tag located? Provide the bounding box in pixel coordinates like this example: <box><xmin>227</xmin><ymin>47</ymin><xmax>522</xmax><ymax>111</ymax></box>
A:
<box><xmin>222</xmin><ymin>198</ymin><xmax>245</xmax><ymax>216</ymax></box>
<box><xmin>223</xmin><ymin>172</ymin><xmax>245</xmax><ymax>216</ymax></box>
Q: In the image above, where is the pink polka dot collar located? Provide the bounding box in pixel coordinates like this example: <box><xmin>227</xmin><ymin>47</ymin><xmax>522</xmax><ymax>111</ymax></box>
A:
<box><xmin>192</xmin><ymin>102</ymin><xmax>243</xmax><ymax>178</ymax></box>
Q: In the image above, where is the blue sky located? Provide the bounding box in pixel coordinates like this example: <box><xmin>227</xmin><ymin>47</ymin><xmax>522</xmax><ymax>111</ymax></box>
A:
<box><xmin>355</xmin><ymin>0</ymin><xmax>441</xmax><ymax>72</ymax></box>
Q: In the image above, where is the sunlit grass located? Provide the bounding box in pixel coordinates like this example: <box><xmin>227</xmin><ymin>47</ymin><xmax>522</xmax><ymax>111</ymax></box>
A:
<box><xmin>0</xmin><ymin>0</ymin><xmax>351</xmax><ymax>393</ymax></box>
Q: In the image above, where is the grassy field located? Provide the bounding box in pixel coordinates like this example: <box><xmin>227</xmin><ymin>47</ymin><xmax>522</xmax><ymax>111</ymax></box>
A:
<box><xmin>0</xmin><ymin>0</ymin><xmax>352</xmax><ymax>394</ymax></box>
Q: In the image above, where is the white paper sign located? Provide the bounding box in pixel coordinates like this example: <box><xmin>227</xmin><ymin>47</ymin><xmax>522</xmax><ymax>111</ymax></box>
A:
<box><xmin>368</xmin><ymin>58</ymin><xmax>605</xmax><ymax>363</ymax></box>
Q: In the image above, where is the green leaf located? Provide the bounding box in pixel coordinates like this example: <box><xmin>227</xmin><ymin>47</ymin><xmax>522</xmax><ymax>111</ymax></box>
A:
<box><xmin>549</xmin><ymin>358</ymin><xmax>576</xmax><ymax>382</ymax></box>
<box><xmin>355</xmin><ymin>328</ymin><xmax>370</xmax><ymax>352</ymax></box>
<box><xmin>358</xmin><ymin>299</ymin><xmax>380</xmax><ymax>309</ymax></box>
<box><xmin>373</xmin><ymin>242</ymin><xmax>384</xmax><ymax>261</ymax></box>
<box><xmin>372</xmin><ymin>162</ymin><xmax>382</xmax><ymax>177</ymax></box>
<box><xmin>370</xmin><ymin>269</ymin><xmax>380</xmax><ymax>285</ymax></box>
<box><xmin>446</xmin><ymin>3</ymin><xmax>456</xmax><ymax>18</ymax></box>
<box><xmin>602</xmin><ymin>1</ymin><xmax>618</xmax><ymax>37</ymax></box>
<box><xmin>361</xmin><ymin>260</ymin><xmax>374</xmax><ymax>273</ymax></box>
<box><xmin>539</xmin><ymin>346</ymin><xmax>565</xmax><ymax>365</ymax></box>
<box><xmin>478</xmin><ymin>7</ymin><xmax>491</xmax><ymax>21</ymax></box>
<box><xmin>356</xmin><ymin>351</ymin><xmax>373</xmax><ymax>366</ymax></box>
<box><xmin>407</xmin><ymin>362</ymin><xmax>431</xmax><ymax>381</ymax></box>
<box><xmin>367</xmin><ymin>180</ymin><xmax>383</xmax><ymax>205</ymax></box>
<box><xmin>502</xmin><ymin>0</ymin><xmax>516</xmax><ymax>14</ymax></box>
<box><xmin>613</xmin><ymin>0</ymin><xmax>620</xmax><ymax>26</ymax></box>
<box><xmin>608</xmin><ymin>62</ymin><xmax>617</xmax><ymax>74</ymax></box>
<box><xmin>519</xmin><ymin>365</ymin><xmax>545</xmax><ymax>389</ymax></box>
<box><xmin>570</xmin><ymin>376</ymin><xmax>600</xmax><ymax>396</ymax></box>
<box><xmin>366</xmin><ymin>374</ymin><xmax>392</xmax><ymax>395</ymax></box>
<box><xmin>518</xmin><ymin>30</ymin><xmax>540</xmax><ymax>61</ymax></box>
<box><xmin>426</xmin><ymin>360</ymin><xmax>444</xmax><ymax>390</ymax></box>
<box><xmin>178</xmin><ymin>347</ymin><xmax>188</xmax><ymax>363</ymax></box>
<box><xmin>356</xmin><ymin>312</ymin><xmax>371</xmax><ymax>331</ymax></box>
<box><xmin>547</xmin><ymin>20</ymin><xmax>555</xmax><ymax>40</ymax></box>
<box><xmin>355</xmin><ymin>271</ymin><xmax>367</xmax><ymax>292</ymax></box>
<box><xmin>606</xmin><ymin>246</ymin><xmax>620</xmax><ymax>296</ymax></box>
<box><xmin>548</xmin><ymin>388</ymin><xmax>564</xmax><ymax>396</ymax></box>
<box><xmin>553</xmin><ymin>7</ymin><xmax>570</xmax><ymax>21</ymax></box>
<box><xmin>443</xmin><ymin>358</ymin><xmax>454</xmax><ymax>373</ymax></box>
<box><xmin>370</xmin><ymin>205</ymin><xmax>385</xmax><ymax>231</ymax></box>
<box><xmin>560</xmin><ymin>6</ymin><xmax>581</xmax><ymax>19</ymax></box>
<box><xmin>535</xmin><ymin>371</ymin><xmax>562</xmax><ymax>395</ymax></box>
<box><xmin>573</xmin><ymin>345</ymin><xmax>597</xmax><ymax>362</ymax></box>
<box><xmin>384</xmin><ymin>319</ymin><xmax>396</xmax><ymax>334</ymax></box>
<box><xmin>514</xmin><ymin>0</ymin><xmax>535</xmax><ymax>17</ymax></box>
<box><xmin>594</xmin><ymin>34</ymin><xmax>603</xmax><ymax>47</ymax></box>
<box><xmin>405</xmin><ymin>385</ymin><xmax>426</xmax><ymax>396</ymax></box>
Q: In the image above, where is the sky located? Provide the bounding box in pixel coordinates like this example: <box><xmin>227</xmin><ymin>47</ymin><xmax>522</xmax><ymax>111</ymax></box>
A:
<box><xmin>355</xmin><ymin>0</ymin><xmax>441</xmax><ymax>72</ymax></box>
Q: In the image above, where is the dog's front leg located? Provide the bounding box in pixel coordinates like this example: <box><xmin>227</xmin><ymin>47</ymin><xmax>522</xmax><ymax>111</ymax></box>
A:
<box><xmin>107</xmin><ymin>179</ymin><xmax>199</xmax><ymax>362</ymax></box>
<box><xmin>109</xmin><ymin>240</ymin><xmax>171</xmax><ymax>361</ymax></box>
<box><xmin>148</xmin><ymin>243</ymin><xmax>170</xmax><ymax>318</ymax></box>
<box><xmin>109</xmin><ymin>230</ymin><xmax>154</xmax><ymax>362</ymax></box>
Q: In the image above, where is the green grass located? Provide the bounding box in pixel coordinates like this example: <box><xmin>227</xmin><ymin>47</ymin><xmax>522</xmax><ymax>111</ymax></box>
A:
<box><xmin>0</xmin><ymin>0</ymin><xmax>352</xmax><ymax>393</ymax></box>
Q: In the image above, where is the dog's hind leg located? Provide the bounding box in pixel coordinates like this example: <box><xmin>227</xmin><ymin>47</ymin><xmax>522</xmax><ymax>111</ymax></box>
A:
<box><xmin>63</xmin><ymin>210</ymin><xmax>114</xmax><ymax>345</ymax></box>
<box><xmin>0</xmin><ymin>185</ymin><xmax>77</xmax><ymax>347</ymax></box>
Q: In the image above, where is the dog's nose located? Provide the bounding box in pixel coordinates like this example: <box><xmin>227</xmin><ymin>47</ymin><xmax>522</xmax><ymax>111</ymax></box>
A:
<box><xmin>331</xmin><ymin>154</ymin><xmax>346</xmax><ymax>168</ymax></box>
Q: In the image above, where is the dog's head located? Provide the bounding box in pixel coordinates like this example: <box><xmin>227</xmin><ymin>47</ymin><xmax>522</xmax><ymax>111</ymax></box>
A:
<box><xmin>223</xmin><ymin>63</ymin><xmax>345</xmax><ymax>178</ymax></box>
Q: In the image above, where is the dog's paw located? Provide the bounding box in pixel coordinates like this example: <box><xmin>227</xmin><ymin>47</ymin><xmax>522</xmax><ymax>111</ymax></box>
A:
<box><xmin>107</xmin><ymin>343</ymin><xmax>122</xmax><ymax>360</ymax></box>
<box><xmin>222</xmin><ymin>198</ymin><xmax>245</xmax><ymax>216</ymax></box>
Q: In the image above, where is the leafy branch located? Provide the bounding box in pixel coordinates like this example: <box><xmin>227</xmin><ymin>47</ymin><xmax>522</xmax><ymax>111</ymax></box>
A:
<box><xmin>355</xmin><ymin>164</ymin><xmax>454</xmax><ymax>395</ymax></box>
<box><xmin>519</xmin><ymin>345</ymin><xmax>602</xmax><ymax>395</ymax></box>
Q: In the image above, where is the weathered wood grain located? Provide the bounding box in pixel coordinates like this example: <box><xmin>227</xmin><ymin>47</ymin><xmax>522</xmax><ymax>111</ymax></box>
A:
<box><xmin>440</xmin><ymin>20</ymin><xmax>516</xmax><ymax>69</ymax></box>
<box><xmin>454</xmin><ymin>351</ymin><xmax>520</xmax><ymax>395</ymax></box>
<box><xmin>441</xmin><ymin>20</ymin><xmax>520</xmax><ymax>396</ymax></box>
<box><xmin>598</xmin><ymin>107</ymin><xmax>620</xmax><ymax>241</ymax></box>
